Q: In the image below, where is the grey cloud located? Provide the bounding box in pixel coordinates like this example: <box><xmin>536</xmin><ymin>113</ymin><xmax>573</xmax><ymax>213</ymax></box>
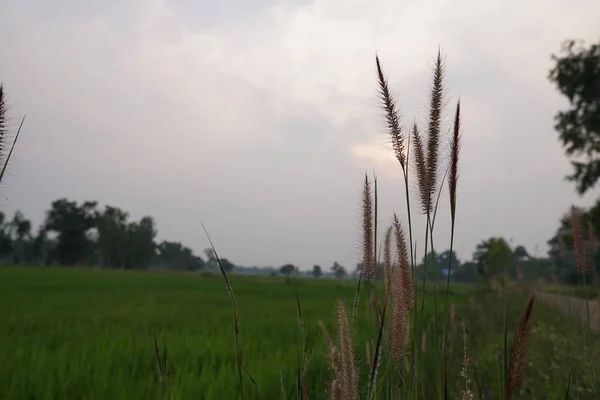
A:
<box><xmin>1</xmin><ymin>0</ymin><xmax>599</xmax><ymax>271</ymax></box>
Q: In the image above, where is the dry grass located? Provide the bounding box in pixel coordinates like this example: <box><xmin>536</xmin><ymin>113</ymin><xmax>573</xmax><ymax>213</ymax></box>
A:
<box><xmin>329</xmin><ymin>300</ymin><xmax>359</xmax><ymax>400</ymax></box>
<box><xmin>506</xmin><ymin>295</ymin><xmax>535</xmax><ymax>399</ymax></box>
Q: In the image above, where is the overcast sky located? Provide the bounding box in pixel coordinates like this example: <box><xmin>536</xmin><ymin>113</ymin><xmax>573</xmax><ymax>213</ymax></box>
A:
<box><xmin>1</xmin><ymin>0</ymin><xmax>599</xmax><ymax>271</ymax></box>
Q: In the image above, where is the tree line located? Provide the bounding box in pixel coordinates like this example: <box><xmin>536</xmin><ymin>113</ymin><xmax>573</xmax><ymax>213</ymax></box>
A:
<box><xmin>1</xmin><ymin>196</ymin><xmax>595</xmax><ymax>284</ymax></box>
<box><xmin>0</xmin><ymin>198</ymin><xmax>226</xmax><ymax>271</ymax></box>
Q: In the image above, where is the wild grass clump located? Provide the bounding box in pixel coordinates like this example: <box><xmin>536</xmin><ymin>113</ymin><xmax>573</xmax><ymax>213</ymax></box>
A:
<box><xmin>318</xmin><ymin>51</ymin><xmax>540</xmax><ymax>399</ymax></box>
<box><xmin>199</xmin><ymin>51</ymin><xmax>568</xmax><ymax>399</ymax></box>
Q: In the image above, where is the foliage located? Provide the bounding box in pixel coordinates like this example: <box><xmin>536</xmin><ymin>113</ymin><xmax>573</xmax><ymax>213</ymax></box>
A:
<box><xmin>418</xmin><ymin>249</ymin><xmax>460</xmax><ymax>281</ymax></box>
<box><xmin>547</xmin><ymin>202</ymin><xmax>599</xmax><ymax>282</ymax></box>
<box><xmin>43</xmin><ymin>198</ymin><xmax>98</xmax><ymax>266</ymax></box>
<box><xmin>548</xmin><ymin>39</ymin><xmax>600</xmax><ymax>194</ymax></box>
<box><xmin>473</xmin><ymin>237</ymin><xmax>514</xmax><ymax>279</ymax></box>
<box><xmin>280</xmin><ymin>263</ymin><xmax>296</xmax><ymax>276</ymax></box>
<box><xmin>0</xmin><ymin>200</ymin><xmax>216</xmax><ymax>271</ymax></box>
<box><xmin>312</xmin><ymin>264</ymin><xmax>322</xmax><ymax>278</ymax></box>
<box><xmin>330</xmin><ymin>261</ymin><xmax>347</xmax><ymax>278</ymax></box>
<box><xmin>450</xmin><ymin>261</ymin><xmax>481</xmax><ymax>283</ymax></box>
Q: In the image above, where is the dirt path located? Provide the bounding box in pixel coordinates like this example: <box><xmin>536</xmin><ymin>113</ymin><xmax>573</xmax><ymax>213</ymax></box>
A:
<box><xmin>536</xmin><ymin>291</ymin><xmax>600</xmax><ymax>334</ymax></box>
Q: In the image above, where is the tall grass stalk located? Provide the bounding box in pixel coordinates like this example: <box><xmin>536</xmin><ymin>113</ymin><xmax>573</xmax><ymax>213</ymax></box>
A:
<box><xmin>202</xmin><ymin>224</ymin><xmax>245</xmax><ymax>399</ymax></box>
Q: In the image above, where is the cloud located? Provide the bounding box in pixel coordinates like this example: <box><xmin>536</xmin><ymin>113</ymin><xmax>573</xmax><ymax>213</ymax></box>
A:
<box><xmin>0</xmin><ymin>0</ymin><xmax>599</xmax><ymax>270</ymax></box>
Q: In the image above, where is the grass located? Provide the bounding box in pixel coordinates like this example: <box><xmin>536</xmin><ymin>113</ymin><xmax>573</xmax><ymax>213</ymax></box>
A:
<box><xmin>1</xmin><ymin>267</ymin><xmax>598</xmax><ymax>399</ymax></box>
<box><xmin>0</xmin><ymin>266</ymin><xmax>456</xmax><ymax>399</ymax></box>
<box><xmin>543</xmin><ymin>284</ymin><xmax>599</xmax><ymax>300</ymax></box>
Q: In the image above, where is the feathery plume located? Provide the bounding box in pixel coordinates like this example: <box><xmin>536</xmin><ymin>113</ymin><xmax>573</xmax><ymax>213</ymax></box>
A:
<box><xmin>506</xmin><ymin>295</ymin><xmax>535</xmax><ymax>399</ymax></box>
<box><xmin>460</xmin><ymin>323</ymin><xmax>473</xmax><ymax>400</ymax></box>
<box><xmin>0</xmin><ymin>84</ymin><xmax>5</xmax><ymax>158</ymax></box>
<box><xmin>376</xmin><ymin>56</ymin><xmax>406</xmax><ymax>170</ymax></box>
<box><xmin>393</xmin><ymin>214</ymin><xmax>413</xmax><ymax>310</ymax></box>
<box><xmin>449</xmin><ymin>100</ymin><xmax>461</xmax><ymax>222</ymax></box>
<box><xmin>336</xmin><ymin>300</ymin><xmax>358</xmax><ymax>400</ymax></box>
<box><xmin>425</xmin><ymin>51</ymin><xmax>444</xmax><ymax>214</ymax></box>
<box><xmin>570</xmin><ymin>206</ymin><xmax>589</xmax><ymax>274</ymax></box>
<box><xmin>412</xmin><ymin>124</ymin><xmax>429</xmax><ymax>214</ymax></box>
<box><xmin>0</xmin><ymin>85</ymin><xmax>25</xmax><ymax>184</ymax></box>
<box><xmin>391</xmin><ymin>214</ymin><xmax>413</xmax><ymax>359</ymax></box>
<box><xmin>362</xmin><ymin>175</ymin><xmax>374</xmax><ymax>278</ymax></box>
<box><xmin>383</xmin><ymin>225</ymin><xmax>393</xmax><ymax>295</ymax></box>
<box><xmin>328</xmin><ymin>347</ymin><xmax>342</xmax><ymax>400</ymax></box>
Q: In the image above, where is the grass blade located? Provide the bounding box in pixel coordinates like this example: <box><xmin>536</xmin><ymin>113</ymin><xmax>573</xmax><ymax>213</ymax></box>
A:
<box><xmin>202</xmin><ymin>223</ymin><xmax>244</xmax><ymax>400</ymax></box>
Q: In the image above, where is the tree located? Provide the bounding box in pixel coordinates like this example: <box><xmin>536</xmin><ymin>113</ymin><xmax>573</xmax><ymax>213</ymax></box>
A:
<box><xmin>416</xmin><ymin>250</ymin><xmax>459</xmax><ymax>281</ymax></box>
<box><xmin>96</xmin><ymin>206</ymin><xmax>129</xmax><ymax>268</ymax></box>
<box><xmin>219</xmin><ymin>258</ymin><xmax>236</xmax><ymax>273</ymax></box>
<box><xmin>124</xmin><ymin>216</ymin><xmax>157</xmax><ymax>269</ymax></box>
<box><xmin>548</xmin><ymin>204</ymin><xmax>598</xmax><ymax>282</ymax></box>
<box><xmin>204</xmin><ymin>248</ymin><xmax>218</xmax><ymax>270</ymax></box>
<box><xmin>312</xmin><ymin>264</ymin><xmax>322</xmax><ymax>278</ymax></box>
<box><xmin>30</xmin><ymin>226</ymin><xmax>53</xmax><ymax>265</ymax></box>
<box><xmin>548</xmin><ymin>39</ymin><xmax>600</xmax><ymax>194</ymax></box>
<box><xmin>43</xmin><ymin>199</ymin><xmax>98</xmax><ymax>266</ymax></box>
<box><xmin>157</xmin><ymin>241</ymin><xmax>204</xmax><ymax>271</ymax></box>
<box><xmin>513</xmin><ymin>245</ymin><xmax>531</xmax><ymax>262</ymax></box>
<box><xmin>280</xmin><ymin>263</ymin><xmax>296</xmax><ymax>276</ymax></box>
<box><xmin>437</xmin><ymin>250</ymin><xmax>460</xmax><ymax>277</ymax></box>
<box><xmin>9</xmin><ymin>211</ymin><xmax>32</xmax><ymax>264</ymax></box>
<box><xmin>473</xmin><ymin>237</ymin><xmax>514</xmax><ymax>279</ymax></box>
<box><xmin>450</xmin><ymin>261</ymin><xmax>481</xmax><ymax>283</ymax></box>
<box><xmin>0</xmin><ymin>211</ymin><xmax>13</xmax><ymax>259</ymax></box>
<box><xmin>331</xmin><ymin>261</ymin><xmax>347</xmax><ymax>278</ymax></box>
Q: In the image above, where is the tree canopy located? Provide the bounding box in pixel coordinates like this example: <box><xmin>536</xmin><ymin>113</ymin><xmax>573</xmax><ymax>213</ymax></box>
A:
<box><xmin>549</xmin><ymin>39</ymin><xmax>600</xmax><ymax>194</ymax></box>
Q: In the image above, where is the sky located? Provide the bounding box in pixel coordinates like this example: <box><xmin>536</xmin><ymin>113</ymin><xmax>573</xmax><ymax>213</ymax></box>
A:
<box><xmin>0</xmin><ymin>0</ymin><xmax>599</xmax><ymax>271</ymax></box>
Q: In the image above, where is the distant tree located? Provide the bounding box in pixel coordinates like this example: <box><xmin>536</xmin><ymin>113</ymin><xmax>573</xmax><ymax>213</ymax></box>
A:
<box><xmin>30</xmin><ymin>226</ymin><xmax>53</xmax><ymax>265</ymax></box>
<box><xmin>280</xmin><ymin>263</ymin><xmax>296</xmax><ymax>276</ymax></box>
<box><xmin>96</xmin><ymin>206</ymin><xmax>129</xmax><ymax>268</ymax></box>
<box><xmin>219</xmin><ymin>258</ymin><xmax>236</xmax><ymax>273</ymax></box>
<box><xmin>43</xmin><ymin>199</ymin><xmax>98</xmax><ymax>266</ymax></box>
<box><xmin>513</xmin><ymin>245</ymin><xmax>531</xmax><ymax>262</ymax></box>
<box><xmin>204</xmin><ymin>248</ymin><xmax>218</xmax><ymax>270</ymax></box>
<box><xmin>548</xmin><ymin>39</ymin><xmax>600</xmax><ymax>194</ymax></box>
<box><xmin>124</xmin><ymin>216</ymin><xmax>157</xmax><ymax>269</ymax></box>
<box><xmin>312</xmin><ymin>265</ymin><xmax>322</xmax><ymax>278</ymax></box>
<box><xmin>473</xmin><ymin>237</ymin><xmax>514</xmax><ymax>279</ymax></box>
<box><xmin>547</xmin><ymin>204</ymin><xmax>598</xmax><ymax>282</ymax></box>
<box><xmin>0</xmin><ymin>212</ymin><xmax>12</xmax><ymax>258</ymax></box>
<box><xmin>437</xmin><ymin>250</ymin><xmax>460</xmax><ymax>276</ymax></box>
<box><xmin>450</xmin><ymin>262</ymin><xmax>481</xmax><ymax>283</ymax></box>
<box><xmin>9</xmin><ymin>211</ymin><xmax>32</xmax><ymax>264</ymax></box>
<box><xmin>158</xmin><ymin>241</ymin><xmax>204</xmax><ymax>271</ymax></box>
<box><xmin>419</xmin><ymin>250</ymin><xmax>451</xmax><ymax>281</ymax></box>
<box><xmin>331</xmin><ymin>261</ymin><xmax>347</xmax><ymax>278</ymax></box>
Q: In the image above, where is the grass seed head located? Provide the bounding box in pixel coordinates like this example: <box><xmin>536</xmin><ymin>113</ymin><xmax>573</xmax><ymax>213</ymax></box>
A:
<box><xmin>376</xmin><ymin>55</ymin><xmax>406</xmax><ymax>171</ymax></box>
<box><xmin>506</xmin><ymin>295</ymin><xmax>535</xmax><ymax>399</ymax></box>
<box><xmin>362</xmin><ymin>175</ymin><xmax>375</xmax><ymax>278</ymax></box>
